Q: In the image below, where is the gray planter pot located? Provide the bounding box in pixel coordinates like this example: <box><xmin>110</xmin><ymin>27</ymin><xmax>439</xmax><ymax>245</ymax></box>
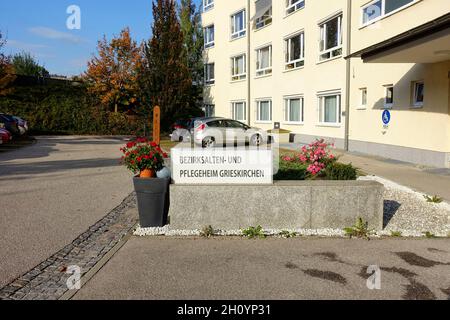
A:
<box><xmin>133</xmin><ymin>177</ymin><xmax>170</xmax><ymax>228</ymax></box>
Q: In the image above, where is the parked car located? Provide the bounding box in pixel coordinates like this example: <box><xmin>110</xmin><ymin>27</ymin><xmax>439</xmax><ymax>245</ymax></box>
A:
<box><xmin>193</xmin><ymin>117</ymin><xmax>267</xmax><ymax>148</ymax></box>
<box><xmin>0</xmin><ymin>127</ymin><xmax>12</xmax><ymax>144</ymax></box>
<box><xmin>170</xmin><ymin>119</ymin><xmax>192</xmax><ymax>142</ymax></box>
<box><xmin>12</xmin><ymin>116</ymin><xmax>28</xmax><ymax>135</ymax></box>
<box><xmin>0</xmin><ymin>114</ymin><xmax>20</xmax><ymax>136</ymax></box>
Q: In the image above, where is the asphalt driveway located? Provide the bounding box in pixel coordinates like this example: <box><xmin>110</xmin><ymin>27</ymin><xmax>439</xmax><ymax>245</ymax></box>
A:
<box><xmin>0</xmin><ymin>136</ymin><xmax>133</xmax><ymax>288</ymax></box>
<box><xmin>73</xmin><ymin>237</ymin><xmax>450</xmax><ymax>300</ymax></box>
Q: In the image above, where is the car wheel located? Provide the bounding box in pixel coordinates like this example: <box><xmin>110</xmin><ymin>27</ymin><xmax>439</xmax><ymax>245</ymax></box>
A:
<box><xmin>202</xmin><ymin>137</ymin><xmax>216</xmax><ymax>148</ymax></box>
<box><xmin>250</xmin><ymin>134</ymin><xmax>262</xmax><ymax>146</ymax></box>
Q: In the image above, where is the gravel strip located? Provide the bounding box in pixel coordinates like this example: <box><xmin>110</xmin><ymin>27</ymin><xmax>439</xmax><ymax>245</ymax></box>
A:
<box><xmin>0</xmin><ymin>193</ymin><xmax>138</xmax><ymax>300</ymax></box>
<box><xmin>360</xmin><ymin>175</ymin><xmax>450</xmax><ymax>237</ymax></box>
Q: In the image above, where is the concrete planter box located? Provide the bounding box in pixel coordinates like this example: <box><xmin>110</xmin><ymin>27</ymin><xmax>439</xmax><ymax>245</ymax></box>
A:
<box><xmin>169</xmin><ymin>180</ymin><xmax>384</xmax><ymax>230</ymax></box>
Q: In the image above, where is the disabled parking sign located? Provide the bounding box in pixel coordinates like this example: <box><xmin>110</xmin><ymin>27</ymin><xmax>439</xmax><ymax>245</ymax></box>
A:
<box><xmin>382</xmin><ymin>110</ymin><xmax>391</xmax><ymax>126</ymax></box>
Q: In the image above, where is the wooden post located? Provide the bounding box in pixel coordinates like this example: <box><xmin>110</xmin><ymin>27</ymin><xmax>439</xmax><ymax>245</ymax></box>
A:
<box><xmin>153</xmin><ymin>106</ymin><xmax>161</xmax><ymax>145</ymax></box>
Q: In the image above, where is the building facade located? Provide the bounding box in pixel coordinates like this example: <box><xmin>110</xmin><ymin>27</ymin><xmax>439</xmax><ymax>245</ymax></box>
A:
<box><xmin>201</xmin><ymin>0</ymin><xmax>450</xmax><ymax>168</ymax></box>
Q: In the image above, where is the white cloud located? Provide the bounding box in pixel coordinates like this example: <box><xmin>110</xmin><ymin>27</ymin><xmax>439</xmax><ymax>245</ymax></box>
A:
<box><xmin>29</xmin><ymin>26</ymin><xmax>85</xmax><ymax>44</ymax></box>
<box><xmin>6</xmin><ymin>40</ymin><xmax>49</xmax><ymax>50</ymax></box>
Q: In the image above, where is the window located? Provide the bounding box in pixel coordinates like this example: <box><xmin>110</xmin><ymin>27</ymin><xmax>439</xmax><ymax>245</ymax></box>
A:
<box><xmin>318</xmin><ymin>93</ymin><xmax>341</xmax><ymax>124</ymax></box>
<box><xmin>204</xmin><ymin>104</ymin><xmax>215</xmax><ymax>117</ymax></box>
<box><xmin>359</xmin><ymin>88</ymin><xmax>367</xmax><ymax>108</ymax></box>
<box><xmin>205</xmin><ymin>63</ymin><xmax>215</xmax><ymax>85</ymax></box>
<box><xmin>285</xmin><ymin>32</ymin><xmax>305</xmax><ymax>70</ymax></box>
<box><xmin>285</xmin><ymin>96</ymin><xmax>304</xmax><ymax>123</ymax></box>
<box><xmin>412</xmin><ymin>81</ymin><xmax>424</xmax><ymax>107</ymax></box>
<box><xmin>256</xmin><ymin>45</ymin><xmax>272</xmax><ymax>77</ymax></box>
<box><xmin>384</xmin><ymin>85</ymin><xmax>394</xmax><ymax>108</ymax></box>
<box><xmin>203</xmin><ymin>0</ymin><xmax>214</xmax><ymax>12</ymax></box>
<box><xmin>362</xmin><ymin>0</ymin><xmax>415</xmax><ymax>25</ymax></box>
<box><xmin>255</xmin><ymin>7</ymin><xmax>272</xmax><ymax>30</ymax></box>
<box><xmin>204</xmin><ymin>25</ymin><xmax>214</xmax><ymax>48</ymax></box>
<box><xmin>256</xmin><ymin>100</ymin><xmax>272</xmax><ymax>122</ymax></box>
<box><xmin>319</xmin><ymin>14</ymin><xmax>343</xmax><ymax>61</ymax></box>
<box><xmin>231</xmin><ymin>10</ymin><xmax>246</xmax><ymax>39</ymax></box>
<box><xmin>232</xmin><ymin>101</ymin><xmax>246</xmax><ymax>121</ymax></box>
<box><xmin>231</xmin><ymin>54</ymin><xmax>246</xmax><ymax>81</ymax></box>
<box><xmin>286</xmin><ymin>0</ymin><xmax>305</xmax><ymax>15</ymax></box>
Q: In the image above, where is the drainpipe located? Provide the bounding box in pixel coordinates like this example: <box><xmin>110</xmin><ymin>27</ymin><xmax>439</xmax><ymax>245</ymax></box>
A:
<box><xmin>247</xmin><ymin>0</ymin><xmax>251</xmax><ymax>126</ymax></box>
<box><xmin>344</xmin><ymin>0</ymin><xmax>352</xmax><ymax>151</ymax></box>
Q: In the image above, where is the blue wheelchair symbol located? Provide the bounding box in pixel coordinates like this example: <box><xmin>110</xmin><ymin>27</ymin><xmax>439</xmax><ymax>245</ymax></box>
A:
<box><xmin>382</xmin><ymin>110</ymin><xmax>391</xmax><ymax>125</ymax></box>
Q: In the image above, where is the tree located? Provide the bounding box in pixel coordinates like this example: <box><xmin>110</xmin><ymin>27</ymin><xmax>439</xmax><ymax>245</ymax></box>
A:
<box><xmin>179</xmin><ymin>0</ymin><xmax>204</xmax><ymax>109</ymax></box>
<box><xmin>142</xmin><ymin>0</ymin><xmax>193</xmax><ymax>131</ymax></box>
<box><xmin>0</xmin><ymin>31</ymin><xmax>16</xmax><ymax>96</ymax></box>
<box><xmin>85</xmin><ymin>28</ymin><xmax>143</xmax><ymax>113</ymax></box>
<box><xmin>11</xmin><ymin>52</ymin><xmax>49</xmax><ymax>77</ymax></box>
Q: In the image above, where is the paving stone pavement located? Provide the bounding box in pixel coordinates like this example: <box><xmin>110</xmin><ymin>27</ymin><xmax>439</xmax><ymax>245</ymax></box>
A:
<box><xmin>0</xmin><ymin>193</ymin><xmax>138</xmax><ymax>300</ymax></box>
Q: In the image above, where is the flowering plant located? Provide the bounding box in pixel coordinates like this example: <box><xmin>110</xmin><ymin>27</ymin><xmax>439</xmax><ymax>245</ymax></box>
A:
<box><xmin>282</xmin><ymin>139</ymin><xmax>336</xmax><ymax>176</ymax></box>
<box><xmin>120</xmin><ymin>137</ymin><xmax>168</xmax><ymax>174</ymax></box>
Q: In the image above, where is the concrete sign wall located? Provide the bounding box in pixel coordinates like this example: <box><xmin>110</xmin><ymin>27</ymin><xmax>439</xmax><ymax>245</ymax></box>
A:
<box><xmin>171</xmin><ymin>147</ymin><xmax>274</xmax><ymax>185</ymax></box>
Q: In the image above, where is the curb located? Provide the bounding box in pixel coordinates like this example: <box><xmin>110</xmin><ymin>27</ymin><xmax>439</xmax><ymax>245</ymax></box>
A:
<box><xmin>59</xmin><ymin>223</ymin><xmax>138</xmax><ymax>300</ymax></box>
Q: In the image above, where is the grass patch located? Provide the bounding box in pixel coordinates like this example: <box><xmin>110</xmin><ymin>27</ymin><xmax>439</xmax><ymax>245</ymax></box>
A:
<box><xmin>423</xmin><ymin>195</ymin><xmax>443</xmax><ymax>204</ymax></box>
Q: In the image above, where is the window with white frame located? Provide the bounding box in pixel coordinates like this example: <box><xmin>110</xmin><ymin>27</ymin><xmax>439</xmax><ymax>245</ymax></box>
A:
<box><xmin>384</xmin><ymin>85</ymin><xmax>394</xmax><ymax>108</ymax></box>
<box><xmin>362</xmin><ymin>0</ymin><xmax>415</xmax><ymax>25</ymax></box>
<box><xmin>285</xmin><ymin>32</ymin><xmax>305</xmax><ymax>70</ymax></box>
<box><xmin>204</xmin><ymin>104</ymin><xmax>215</xmax><ymax>117</ymax></box>
<box><xmin>205</xmin><ymin>63</ymin><xmax>215</xmax><ymax>85</ymax></box>
<box><xmin>412</xmin><ymin>81</ymin><xmax>424</xmax><ymax>107</ymax></box>
<box><xmin>255</xmin><ymin>7</ymin><xmax>272</xmax><ymax>30</ymax></box>
<box><xmin>286</xmin><ymin>0</ymin><xmax>305</xmax><ymax>15</ymax></box>
<box><xmin>204</xmin><ymin>25</ymin><xmax>214</xmax><ymax>48</ymax></box>
<box><xmin>318</xmin><ymin>93</ymin><xmax>341</xmax><ymax>124</ymax></box>
<box><xmin>231</xmin><ymin>10</ymin><xmax>246</xmax><ymax>39</ymax></box>
<box><xmin>203</xmin><ymin>0</ymin><xmax>214</xmax><ymax>12</ymax></box>
<box><xmin>360</xmin><ymin>88</ymin><xmax>367</xmax><ymax>108</ymax></box>
<box><xmin>319</xmin><ymin>14</ymin><xmax>343</xmax><ymax>61</ymax></box>
<box><xmin>256</xmin><ymin>100</ymin><xmax>272</xmax><ymax>122</ymax></box>
<box><xmin>256</xmin><ymin>45</ymin><xmax>272</xmax><ymax>77</ymax></box>
<box><xmin>232</xmin><ymin>101</ymin><xmax>246</xmax><ymax>121</ymax></box>
<box><xmin>284</xmin><ymin>96</ymin><xmax>304</xmax><ymax>123</ymax></box>
<box><xmin>231</xmin><ymin>54</ymin><xmax>246</xmax><ymax>81</ymax></box>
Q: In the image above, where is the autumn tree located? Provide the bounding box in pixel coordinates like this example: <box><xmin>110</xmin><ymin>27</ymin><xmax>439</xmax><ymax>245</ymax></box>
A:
<box><xmin>142</xmin><ymin>0</ymin><xmax>193</xmax><ymax>131</ymax></box>
<box><xmin>85</xmin><ymin>28</ymin><xmax>143</xmax><ymax>113</ymax></box>
<box><xmin>0</xmin><ymin>31</ymin><xmax>16</xmax><ymax>96</ymax></box>
<box><xmin>179</xmin><ymin>0</ymin><xmax>204</xmax><ymax>108</ymax></box>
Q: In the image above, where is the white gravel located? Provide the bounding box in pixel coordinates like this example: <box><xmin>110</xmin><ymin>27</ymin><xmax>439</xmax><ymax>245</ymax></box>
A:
<box><xmin>134</xmin><ymin>175</ymin><xmax>450</xmax><ymax>238</ymax></box>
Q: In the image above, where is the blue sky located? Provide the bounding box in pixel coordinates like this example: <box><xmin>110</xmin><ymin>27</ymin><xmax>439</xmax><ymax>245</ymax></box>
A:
<box><xmin>0</xmin><ymin>0</ymin><xmax>201</xmax><ymax>76</ymax></box>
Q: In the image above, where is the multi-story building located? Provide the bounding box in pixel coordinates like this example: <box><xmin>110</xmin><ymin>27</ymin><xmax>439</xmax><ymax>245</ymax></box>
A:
<box><xmin>201</xmin><ymin>0</ymin><xmax>450</xmax><ymax>168</ymax></box>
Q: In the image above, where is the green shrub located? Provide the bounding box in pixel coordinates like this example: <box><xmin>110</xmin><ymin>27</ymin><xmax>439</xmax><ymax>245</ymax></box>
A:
<box><xmin>423</xmin><ymin>231</ymin><xmax>436</xmax><ymax>239</ymax></box>
<box><xmin>390</xmin><ymin>231</ymin><xmax>402</xmax><ymax>237</ymax></box>
<box><xmin>242</xmin><ymin>226</ymin><xmax>266</xmax><ymax>239</ymax></box>
<box><xmin>423</xmin><ymin>195</ymin><xmax>443</xmax><ymax>203</ymax></box>
<box><xmin>344</xmin><ymin>217</ymin><xmax>374</xmax><ymax>240</ymax></box>
<box><xmin>0</xmin><ymin>82</ymin><xmax>147</xmax><ymax>135</ymax></box>
<box><xmin>325</xmin><ymin>162</ymin><xmax>358</xmax><ymax>181</ymax></box>
<box><xmin>274</xmin><ymin>159</ymin><xmax>308</xmax><ymax>180</ymax></box>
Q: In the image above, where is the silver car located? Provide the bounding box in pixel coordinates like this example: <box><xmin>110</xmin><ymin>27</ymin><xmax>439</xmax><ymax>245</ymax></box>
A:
<box><xmin>193</xmin><ymin>117</ymin><xmax>267</xmax><ymax>148</ymax></box>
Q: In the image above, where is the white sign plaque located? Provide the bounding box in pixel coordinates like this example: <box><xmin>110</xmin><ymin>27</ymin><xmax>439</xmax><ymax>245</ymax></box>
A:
<box><xmin>171</xmin><ymin>147</ymin><xmax>274</xmax><ymax>185</ymax></box>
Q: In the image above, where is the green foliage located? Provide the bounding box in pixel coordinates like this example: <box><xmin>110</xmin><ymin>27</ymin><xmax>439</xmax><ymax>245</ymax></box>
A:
<box><xmin>423</xmin><ymin>195</ymin><xmax>443</xmax><ymax>203</ymax></box>
<box><xmin>242</xmin><ymin>226</ymin><xmax>266</xmax><ymax>239</ymax></box>
<box><xmin>0</xmin><ymin>82</ymin><xmax>147</xmax><ymax>135</ymax></box>
<box><xmin>274</xmin><ymin>159</ymin><xmax>308</xmax><ymax>180</ymax></box>
<box><xmin>179</xmin><ymin>0</ymin><xmax>204</xmax><ymax>108</ymax></box>
<box><xmin>344</xmin><ymin>217</ymin><xmax>374</xmax><ymax>240</ymax></box>
<box><xmin>11</xmin><ymin>52</ymin><xmax>49</xmax><ymax>77</ymax></box>
<box><xmin>279</xmin><ymin>230</ymin><xmax>297</xmax><ymax>238</ymax></box>
<box><xmin>200</xmin><ymin>225</ymin><xmax>215</xmax><ymax>238</ymax></box>
<box><xmin>423</xmin><ymin>231</ymin><xmax>436</xmax><ymax>239</ymax></box>
<box><xmin>390</xmin><ymin>231</ymin><xmax>402</xmax><ymax>237</ymax></box>
<box><xmin>142</xmin><ymin>0</ymin><xmax>197</xmax><ymax>131</ymax></box>
<box><xmin>324</xmin><ymin>162</ymin><xmax>358</xmax><ymax>181</ymax></box>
